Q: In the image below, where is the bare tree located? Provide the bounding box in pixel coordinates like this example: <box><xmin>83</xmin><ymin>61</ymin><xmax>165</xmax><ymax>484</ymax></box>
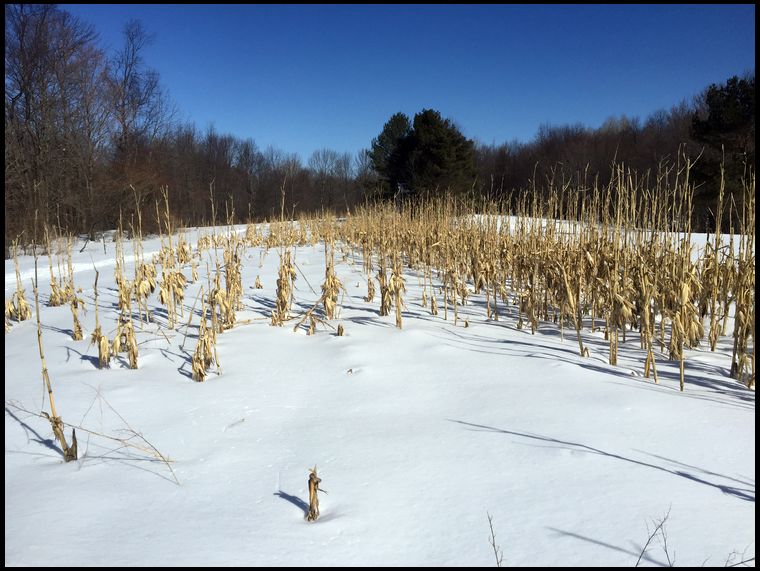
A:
<box><xmin>334</xmin><ymin>151</ymin><xmax>353</xmax><ymax>213</ymax></box>
<box><xmin>234</xmin><ymin>137</ymin><xmax>264</xmax><ymax>218</ymax></box>
<box><xmin>354</xmin><ymin>148</ymin><xmax>379</xmax><ymax>201</ymax></box>
<box><xmin>5</xmin><ymin>4</ymin><xmax>106</xmax><ymax>241</ymax></box>
<box><xmin>309</xmin><ymin>148</ymin><xmax>340</xmax><ymax>210</ymax></box>
<box><xmin>107</xmin><ymin>19</ymin><xmax>173</xmax><ymax>194</ymax></box>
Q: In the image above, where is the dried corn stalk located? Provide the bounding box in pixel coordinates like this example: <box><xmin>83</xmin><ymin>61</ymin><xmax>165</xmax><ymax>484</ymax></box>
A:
<box><xmin>44</xmin><ymin>227</ymin><xmax>65</xmax><ymax>306</ymax></box>
<box><xmin>321</xmin><ymin>251</ymin><xmax>342</xmax><ymax>320</ymax></box>
<box><xmin>10</xmin><ymin>241</ymin><xmax>32</xmax><ymax>322</ymax></box>
<box><xmin>90</xmin><ymin>270</ymin><xmax>111</xmax><ymax>368</ymax></box>
<box><xmin>69</xmin><ymin>292</ymin><xmax>84</xmax><ymax>341</ymax></box>
<box><xmin>32</xmin><ymin>251</ymin><xmax>76</xmax><ymax>461</ymax></box>
<box><xmin>364</xmin><ymin>275</ymin><xmax>375</xmax><ymax>303</ymax></box>
<box><xmin>113</xmin><ymin>314</ymin><xmax>138</xmax><ymax>369</ymax></box>
<box><xmin>159</xmin><ymin>269</ymin><xmax>187</xmax><ymax>329</ymax></box>
<box><xmin>114</xmin><ymin>246</ymin><xmax>138</xmax><ymax>370</ymax></box>
<box><xmin>191</xmin><ymin>290</ymin><xmax>218</xmax><ymax>382</ymax></box>
<box><xmin>224</xmin><ymin>239</ymin><xmax>244</xmax><ymax>312</ymax></box>
<box><xmin>378</xmin><ymin>266</ymin><xmax>391</xmax><ymax>317</ymax></box>
<box><xmin>389</xmin><ymin>260</ymin><xmax>406</xmax><ymax>329</ymax></box>
<box><xmin>134</xmin><ymin>261</ymin><xmax>157</xmax><ymax>324</ymax></box>
<box><xmin>210</xmin><ymin>264</ymin><xmax>235</xmax><ymax>331</ymax></box>
<box><xmin>306</xmin><ymin>466</ymin><xmax>325</xmax><ymax>522</ymax></box>
<box><xmin>177</xmin><ymin>234</ymin><xmax>192</xmax><ymax>265</ymax></box>
<box><xmin>271</xmin><ymin>250</ymin><xmax>296</xmax><ymax>326</ymax></box>
<box><xmin>5</xmin><ymin>299</ymin><xmax>12</xmax><ymax>333</ymax></box>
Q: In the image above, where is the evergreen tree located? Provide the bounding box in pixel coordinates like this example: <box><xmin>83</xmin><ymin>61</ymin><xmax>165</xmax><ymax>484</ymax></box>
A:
<box><xmin>405</xmin><ymin>109</ymin><xmax>476</xmax><ymax>195</ymax></box>
<box><xmin>370</xmin><ymin>112</ymin><xmax>411</xmax><ymax>197</ymax></box>
<box><xmin>691</xmin><ymin>75</ymin><xmax>755</xmax><ymax>231</ymax></box>
<box><xmin>370</xmin><ymin>109</ymin><xmax>476</xmax><ymax>199</ymax></box>
<box><xmin>692</xmin><ymin>75</ymin><xmax>755</xmax><ymax>156</ymax></box>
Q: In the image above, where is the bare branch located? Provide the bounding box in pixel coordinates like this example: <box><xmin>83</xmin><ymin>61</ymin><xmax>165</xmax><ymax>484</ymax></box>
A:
<box><xmin>635</xmin><ymin>506</ymin><xmax>672</xmax><ymax>567</ymax></box>
<box><xmin>487</xmin><ymin>512</ymin><xmax>504</xmax><ymax>568</ymax></box>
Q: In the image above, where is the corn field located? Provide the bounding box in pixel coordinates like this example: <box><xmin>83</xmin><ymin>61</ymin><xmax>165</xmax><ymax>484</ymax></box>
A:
<box><xmin>5</xmin><ymin>166</ymin><xmax>755</xmax><ymax>391</ymax></box>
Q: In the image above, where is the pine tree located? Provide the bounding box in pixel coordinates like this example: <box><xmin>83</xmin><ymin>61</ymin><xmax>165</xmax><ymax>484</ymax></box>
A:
<box><xmin>370</xmin><ymin>109</ymin><xmax>476</xmax><ymax>200</ymax></box>
<box><xmin>370</xmin><ymin>112</ymin><xmax>412</xmax><ymax>198</ymax></box>
<box><xmin>406</xmin><ymin>109</ymin><xmax>476</xmax><ymax>195</ymax></box>
<box><xmin>691</xmin><ymin>75</ymin><xmax>755</xmax><ymax>231</ymax></box>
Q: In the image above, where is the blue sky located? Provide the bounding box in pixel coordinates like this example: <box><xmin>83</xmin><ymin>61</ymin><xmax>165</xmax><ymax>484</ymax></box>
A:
<box><xmin>64</xmin><ymin>4</ymin><xmax>755</xmax><ymax>163</ymax></box>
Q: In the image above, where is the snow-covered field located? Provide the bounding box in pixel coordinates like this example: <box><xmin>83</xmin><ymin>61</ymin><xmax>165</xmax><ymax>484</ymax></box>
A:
<box><xmin>5</xmin><ymin>225</ymin><xmax>754</xmax><ymax>566</ymax></box>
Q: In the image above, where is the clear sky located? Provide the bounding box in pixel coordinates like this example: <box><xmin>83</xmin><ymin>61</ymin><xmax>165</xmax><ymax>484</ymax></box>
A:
<box><xmin>64</xmin><ymin>4</ymin><xmax>755</xmax><ymax>163</ymax></box>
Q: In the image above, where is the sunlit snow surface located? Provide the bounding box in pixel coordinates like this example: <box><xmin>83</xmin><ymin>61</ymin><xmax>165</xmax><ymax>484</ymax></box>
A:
<box><xmin>5</xmin><ymin>224</ymin><xmax>754</xmax><ymax>566</ymax></box>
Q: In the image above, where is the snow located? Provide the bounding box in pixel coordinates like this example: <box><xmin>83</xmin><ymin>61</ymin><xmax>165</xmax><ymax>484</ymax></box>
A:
<box><xmin>4</xmin><ymin>224</ymin><xmax>755</xmax><ymax>566</ymax></box>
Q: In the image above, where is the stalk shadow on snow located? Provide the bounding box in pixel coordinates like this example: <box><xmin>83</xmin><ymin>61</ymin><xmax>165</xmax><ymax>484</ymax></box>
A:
<box><xmin>162</xmin><ymin>347</ymin><xmax>194</xmax><ymax>380</ymax></box>
<box><xmin>390</xmin><ymin>275</ymin><xmax>750</xmax><ymax>404</ymax></box>
<box><xmin>339</xmin><ymin>302</ymin><xmax>384</xmax><ymax>318</ymax></box>
<box><xmin>65</xmin><ymin>343</ymin><xmax>140</xmax><ymax>371</ymax></box>
<box><xmin>545</xmin><ymin>526</ymin><xmax>664</xmax><ymax>566</ymax></box>
<box><xmin>448</xmin><ymin>419</ymin><xmax>755</xmax><ymax>503</ymax></box>
<box><xmin>249</xmin><ymin>294</ymin><xmax>277</xmax><ymax>313</ymax></box>
<box><xmin>577</xmin><ymin>360</ymin><xmax>754</xmax><ymax>411</ymax></box>
<box><xmin>635</xmin><ymin>450</ymin><xmax>755</xmax><ymax>489</ymax></box>
<box><xmin>64</xmin><ymin>345</ymin><xmax>100</xmax><ymax>369</ymax></box>
<box><xmin>343</xmin><ymin>314</ymin><xmax>396</xmax><ymax>329</ymax></box>
<box><xmin>5</xmin><ymin>406</ymin><xmax>64</xmax><ymax>457</ymax></box>
<box><xmin>41</xmin><ymin>323</ymin><xmax>75</xmax><ymax>337</ymax></box>
<box><xmin>274</xmin><ymin>490</ymin><xmax>309</xmax><ymax>517</ymax></box>
<box><xmin>428</xmin><ymin>326</ymin><xmax>753</xmax><ymax>410</ymax></box>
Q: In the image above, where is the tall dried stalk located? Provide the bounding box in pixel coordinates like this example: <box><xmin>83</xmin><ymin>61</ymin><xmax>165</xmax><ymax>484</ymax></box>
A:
<box><xmin>271</xmin><ymin>250</ymin><xmax>296</xmax><ymax>326</ymax></box>
<box><xmin>113</xmin><ymin>236</ymin><xmax>138</xmax><ymax>369</ymax></box>
<box><xmin>191</xmin><ymin>288</ymin><xmax>219</xmax><ymax>381</ymax></box>
<box><xmin>389</xmin><ymin>256</ymin><xmax>406</xmax><ymax>329</ymax></box>
<box><xmin>321</xmin><ymin>243</ymin><xmax>342</xmax><ymax>320</ymax></box>
<box><xmin>730</xmin><ymin>173</ymin><xmax>755</xmax><ymax>387</ymax></box>
<box><xmin>90</xmin><ymin>269</ymin><xmax>111</xmax><ymax>368</ymax></box>
<box><xmin>32</xmin><ymin>248</ymin><xmax>77</xmax><ymax>461</ymax></box>
<box><xmin>9</xmin><ymin>240</ymin><xmax>32</xmax><ymax>322</ymax></box>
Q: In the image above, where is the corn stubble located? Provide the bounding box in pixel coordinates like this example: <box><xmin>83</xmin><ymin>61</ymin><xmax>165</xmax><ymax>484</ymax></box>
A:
<box><xmin>331</xmin><ymin>159</ymin><xmax>753</xmax><ymax>391</ymax></box>
<box><xmin>16</xmin><ymin>159</ymin><xmax>752</xmax><ymax>396</ymax></box>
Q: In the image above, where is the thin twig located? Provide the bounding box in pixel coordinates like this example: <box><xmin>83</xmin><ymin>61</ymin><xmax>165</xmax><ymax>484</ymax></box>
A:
<box><xmin>635</xmin><ymin>506</ymin><xmax>672</xmax><ymax>567</ymax></box>
<box><xmin>7</xmin><ymin>400</ymin><xmax>154</xmax><ymax>456</ymax></box>
<box><xmin>292</xmin><ymin>294</ymin><xmax>336</xmax><ymax>332</ymax></box>
<box><xmin>97</xmin><ymin>394</ymin><xmax>180</xmax><ymax>486</ymax></box>
<box><xmin>6</xmin><ymin>399</ymin><xmax>179</xmax><ymax>485</ymax></box>
<box><xmin>727</xmin><ymin>557</ymin><xmax>755</xmax><ymax>567</ymax></box>
<box><xmin>293</xmin><ymin>261</ymin><xmax>317</xmax><ymax>295</ymax></box>
<box><xmin>487</xmin><ymin>512</ymin><xmax>504</xmax><ymax>568</ymax></box>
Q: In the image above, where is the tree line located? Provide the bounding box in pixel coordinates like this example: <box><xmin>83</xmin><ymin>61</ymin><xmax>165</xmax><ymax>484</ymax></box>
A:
<box><xmin>4</xmin><ymin>4</ymin><xmax>370</xmax><ymax>250</ymax></box>
<box><xmin>4</xmin><ymin>4</ymin><xmax>754</xmax><ymax>253</ymax></box>
<box><xmin>370</xmin><ymin>78</ymin><xmax>754</xmax><ymax>232</ymax></box>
